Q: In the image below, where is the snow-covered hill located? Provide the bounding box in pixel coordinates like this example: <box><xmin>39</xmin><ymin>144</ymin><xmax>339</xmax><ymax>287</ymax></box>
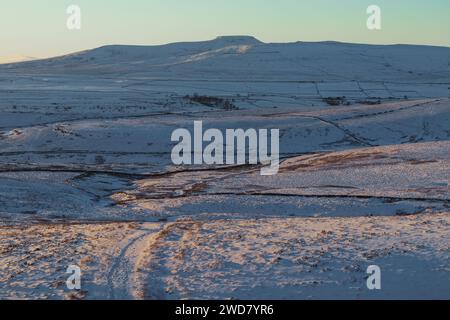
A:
<box><xmin>2</xmin><ymin>36</ymin><xmax>450</xmax><ymax>82</ymax></box>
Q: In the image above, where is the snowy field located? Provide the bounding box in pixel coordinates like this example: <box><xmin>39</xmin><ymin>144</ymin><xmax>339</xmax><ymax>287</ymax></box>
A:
<box><xmin>0</xmin><ymin>37</ymin><xmax>449</xmax><ymax>299</ymax></box>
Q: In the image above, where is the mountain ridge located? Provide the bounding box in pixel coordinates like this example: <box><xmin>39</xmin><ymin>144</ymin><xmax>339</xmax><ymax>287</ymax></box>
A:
<box><xmin>2</xmin><ymin>36</ymin><xmax>449</xmax><ymax>82</ymax></box>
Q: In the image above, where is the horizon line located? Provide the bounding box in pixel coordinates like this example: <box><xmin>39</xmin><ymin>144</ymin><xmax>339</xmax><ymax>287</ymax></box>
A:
<box><xmin>3</xmin><ymin>35</ymin><xmax>450</xmax><ymax>64</ymax></box>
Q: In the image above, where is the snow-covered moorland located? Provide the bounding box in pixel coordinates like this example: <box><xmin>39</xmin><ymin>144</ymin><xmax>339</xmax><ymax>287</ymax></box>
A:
<box><xmin>0</xmin><ymin>36</ymin><xmax>449</xmax><ymax>299</ymax></box>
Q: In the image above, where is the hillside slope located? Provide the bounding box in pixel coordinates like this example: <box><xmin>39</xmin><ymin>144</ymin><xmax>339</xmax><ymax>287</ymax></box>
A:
<box><xmin>2</xmin><ymin>36</ymin><xmax>450</xmax><ymax>81</ymax></box>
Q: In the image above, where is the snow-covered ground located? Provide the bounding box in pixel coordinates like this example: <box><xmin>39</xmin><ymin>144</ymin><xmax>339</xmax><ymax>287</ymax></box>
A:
<box><xmin>0</xmin><ymin>37</ymin><xmax>449</xmax><ymax>299</ymax></box>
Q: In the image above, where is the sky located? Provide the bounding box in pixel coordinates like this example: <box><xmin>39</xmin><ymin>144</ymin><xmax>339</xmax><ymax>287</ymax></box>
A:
<box><xmin>1</xmin><ymin>0</ymin><xmax>449</xmax><ymax>59</ymax></box>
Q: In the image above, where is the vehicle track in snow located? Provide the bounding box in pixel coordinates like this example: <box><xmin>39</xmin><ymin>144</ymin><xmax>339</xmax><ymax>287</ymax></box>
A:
<box><xmin>106</xmin><ymin>224</ymin><xmax>163</xmax><ymax>300</ymax></box>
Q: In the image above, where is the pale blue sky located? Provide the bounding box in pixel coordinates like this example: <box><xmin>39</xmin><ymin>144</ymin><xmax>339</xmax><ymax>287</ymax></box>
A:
<box><xmin>1</xmin><ymin>0</ymin><xmax>449</xmax><ymax>58</ymax></box>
